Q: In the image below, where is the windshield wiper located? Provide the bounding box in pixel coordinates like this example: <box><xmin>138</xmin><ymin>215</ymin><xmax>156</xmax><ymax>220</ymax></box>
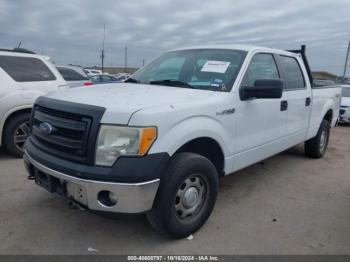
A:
<box><xmin>149</xmin><ymin>79</ymin><xmax>196</xmax><ymax>89</ymax></box>
<box><xmin>125</xmin><ymin>77</ymin><xmax>139</xmax><ymax>83</ymax></box>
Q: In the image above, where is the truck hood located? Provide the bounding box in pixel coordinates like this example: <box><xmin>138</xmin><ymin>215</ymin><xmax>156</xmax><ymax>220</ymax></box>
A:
<box><xmin>341</xmin><ymin>97</ymin><xmax>350</xmax><ymax>107</ymax></box>
<box><xmin>46</xmin><ymin>83</ymin><xmax>215</xmax><ymax>124</ymax></box>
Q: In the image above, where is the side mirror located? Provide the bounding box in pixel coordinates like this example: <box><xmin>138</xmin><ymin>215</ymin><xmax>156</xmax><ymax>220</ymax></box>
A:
<box><xmin>240</xmin><ymin>79</ymin><xmax>283</xmax><ymax>100</ymax></box>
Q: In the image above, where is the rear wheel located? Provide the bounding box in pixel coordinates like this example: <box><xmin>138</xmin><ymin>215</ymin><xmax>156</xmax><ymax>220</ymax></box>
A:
<box><xmin>3</xmin><ymin>113</ymin><xmax>31</xmax><ymax>157</ymax></box>
<box><xmin>305</xmin><ymin>119</ymin><xmax>330</xmax><ymax>158</ymax></box>
<box><xmin>147</xmin><ymin>152</ymin><xmax>218</xmax><ymax>238</ymax></box>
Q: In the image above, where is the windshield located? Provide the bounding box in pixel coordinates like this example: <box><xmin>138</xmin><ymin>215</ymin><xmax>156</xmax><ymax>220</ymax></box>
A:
<box><xmin>342</xmin><ymin>87</ymin><xmax>350</xmax><ymax>97</ymax></box>
<box><xmin>131</xmin><ymin>49</ymin><xmax>247</xmax><ymax>92</ymax></box>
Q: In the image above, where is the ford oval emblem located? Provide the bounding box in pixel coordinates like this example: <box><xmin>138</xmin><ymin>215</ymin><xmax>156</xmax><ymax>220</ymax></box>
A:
<box><xmin>39</xmin><ymin>122</ymin><xmax>53</xmax><ymax>135</ymax></box>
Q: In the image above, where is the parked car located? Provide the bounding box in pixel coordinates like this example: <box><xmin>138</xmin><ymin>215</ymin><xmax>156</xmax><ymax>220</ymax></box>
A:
<box><xmin>84</xmin><ymin>68</ymin><xmax>104</xmax><ymax>76</ymax></box>
<box><xmin>90</xmin><ymin>74</ymin><xmax>121</xmax><ymax>84</ymax></box>
<box><xmin>0</xmin><ymin>47</ymin><xmax>68</xmax><ymax>157</ymax></box>
<box><xmin>113</xmin><ymin>73</ymin><xmax>131</xmax><ymax>82</ymax></box>
<box><xmin>339</xmin><ymin>84</ymin><xmax>350</xmax><ymax>123</ymax></box>
<box><xmin>57</xmin><ymin>65</ymin><xmax>92</xmax><ymax>88</ymax></box>
<box><xmin>24</xmin><ymin>45</ymin><xmax>340</xmax><ymax>238</ymax></box>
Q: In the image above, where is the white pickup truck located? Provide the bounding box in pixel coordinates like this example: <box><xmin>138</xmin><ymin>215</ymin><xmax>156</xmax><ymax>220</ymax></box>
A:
<box><xmin>24</xmin><ymin>45</ymin><xmax>341</xmax><ymax>238</ymax></box>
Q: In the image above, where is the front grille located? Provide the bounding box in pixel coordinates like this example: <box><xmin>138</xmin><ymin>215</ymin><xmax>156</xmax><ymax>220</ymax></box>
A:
<box><xmin>31</xmin><ymin>105</ymin><xmax>92</xmax><ymax>161</ymax></box>
<box><xmin>28</xmin><ymin>97</ymin><xmax>105</xmax><ymax>165</ymax></box>
<box><xmin>340</xmin><ymin>109</ymin><xmax>345</xmax><ymax>115</ymax></box>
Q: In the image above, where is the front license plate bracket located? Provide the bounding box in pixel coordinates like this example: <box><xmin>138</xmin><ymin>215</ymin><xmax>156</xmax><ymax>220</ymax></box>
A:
<box><xmin>34</xmin><ymin>169</ymin><xmax>63</xmax><ymax>194</ymax></box>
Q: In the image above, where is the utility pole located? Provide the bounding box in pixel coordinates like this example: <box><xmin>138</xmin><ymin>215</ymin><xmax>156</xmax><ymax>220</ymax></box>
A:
<box><xmin>142</xmin><ymin>59</ymin><xmax>145</xmax><ymax>67</ymax></box>
<box><xmin>124</xmin><ymin>46</ymin><xmax>128</xmax><ymax>73</ymax></box>
<box><xmin>101</xmin><ymin>24</ymin><xmax>106</xmax><ymax>73</ymax></box>
<box><xmin>343</xmin><ymin>39</ymin><xmax>350</xmax><ymax>83</ymax></box>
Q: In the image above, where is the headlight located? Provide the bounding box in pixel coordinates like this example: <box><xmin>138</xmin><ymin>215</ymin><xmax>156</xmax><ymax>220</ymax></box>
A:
<box><xmin>95</xmin><ymin>125</ymin><xmax>157</xmax><ymax>166</ymax></box>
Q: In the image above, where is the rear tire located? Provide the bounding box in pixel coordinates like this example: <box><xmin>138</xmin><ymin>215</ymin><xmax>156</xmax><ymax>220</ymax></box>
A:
<box><xmin>147</xmin><ymin>152</ymin><xmax>218</xmax><ymax>239</ymax></box>
<box><xmin>3</xmin><ymin>113</ymin><xmax>31</xmax><ymax>158</ymax></box>
<box><xmin>305</xmin><ymin>119</ymin><xmax>330</xmax><ymax>158</ymax></box>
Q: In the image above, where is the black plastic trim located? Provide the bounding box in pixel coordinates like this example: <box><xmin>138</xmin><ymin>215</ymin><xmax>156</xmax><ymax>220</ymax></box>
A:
<box><xmin>25</xmin><ymin>138</ymin><xmax>170</xmax><ymax>183</ymax></box>
<box><xmin>32</xmin><ymin>97</ymin><xmax>105</xmax><ymax>165</ymax></box>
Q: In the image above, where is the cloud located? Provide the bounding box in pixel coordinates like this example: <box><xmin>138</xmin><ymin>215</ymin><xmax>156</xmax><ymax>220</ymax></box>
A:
<box><xmin>0</xmin><ymin>0</ymin><xmax>349</xmax><ymax>74</ymax></box>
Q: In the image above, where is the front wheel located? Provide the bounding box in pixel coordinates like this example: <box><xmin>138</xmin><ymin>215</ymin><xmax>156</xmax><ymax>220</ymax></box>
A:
<box><xmin>305</xmin><ymin>119</ymin><xmax>330</xmax><ymax>158</ymax></box>
<box><xmin>147</xmin><ymin>152</ymin><xmax>219</xmax><ymax>238</ymax></box>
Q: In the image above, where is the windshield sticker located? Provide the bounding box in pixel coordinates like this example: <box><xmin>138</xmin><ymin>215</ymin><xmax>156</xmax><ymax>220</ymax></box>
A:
<box><xmin>201</xmin><ymin>61</ymin><xmax>230</xmax><ymax>73</ymax></box>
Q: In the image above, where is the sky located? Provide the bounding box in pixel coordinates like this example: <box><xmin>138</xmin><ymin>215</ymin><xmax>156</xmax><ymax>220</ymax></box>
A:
<box><xmin>0</xmin><ymin>0</ymin><xmax>350</xmax><ymax>75</ymax></box>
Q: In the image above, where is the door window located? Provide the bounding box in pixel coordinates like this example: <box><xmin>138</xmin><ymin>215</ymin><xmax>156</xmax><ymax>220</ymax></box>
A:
<box><xmin>242</xmin><ymin>53</ymin><xmax>280</xmax><ymax>87</ymax></box>
<box><xmin>90</xmin><ymin>75</ymin><xmax>100</xmax><ymax>82</ymax></box>
<box><xmin>101</xmin><ymin>75</ymin><xmax>115</xmax><ymax>82</ymax></box>
<box><xmin>57</xmin><ymin>67</ymin><xmax>88</xmax><ymax>81</ymax></box>
<box><xmin>279</xmin><ymin>56</ymin><xmax>305</xmax><ymax>90</ymax></box>
<box><xmin>0</xmin><ymin>56</ymin><xmax>56</xmax><ymax>82</ymax></box>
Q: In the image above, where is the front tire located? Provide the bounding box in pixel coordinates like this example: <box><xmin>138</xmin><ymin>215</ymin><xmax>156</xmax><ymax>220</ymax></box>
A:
<box><xmin>305</xmin><ymin>119</ymin><xmax>330</xmax><ymax>158</ymax></box>
<box><xmin>147</xmin><ymin>152</ymin><xmax>219</xmax><ymax>238</ymax></box>
<box><xmin>3</xmin><ymin>113</ymin><xmax>31</xmax><ymax>158</ymax></box>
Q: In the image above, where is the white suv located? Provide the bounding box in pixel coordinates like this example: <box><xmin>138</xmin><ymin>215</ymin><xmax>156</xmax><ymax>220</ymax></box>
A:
<box><xmin>0</xmin><ymin>48</ymin><xmax>67</xmax><ymax>157</ymax></box>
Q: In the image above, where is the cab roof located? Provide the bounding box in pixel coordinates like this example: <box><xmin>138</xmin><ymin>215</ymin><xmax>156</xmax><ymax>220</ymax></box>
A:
<box><xmin>171</xmin><ymin>44</ymin><xmax>298</xmax><ymax>57</ymax></box>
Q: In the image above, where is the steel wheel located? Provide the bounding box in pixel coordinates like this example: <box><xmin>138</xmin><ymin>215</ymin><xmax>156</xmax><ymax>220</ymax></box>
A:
<box><xmin>147</xmin><ymin>152</ymin><xmax>218</xmax><ymax>238</ymax></box>
<box><xmin>14</xmin><ymin>121</ymin><xmax>30</xmax><ymax>152</ymax></box>
<box><xmin>319</xmin><ymin>129</ymin><xmax>328</xmax><ymax>153</ymax></box>
<box><xmin>174</xmin><ymin>173</ymin><xmax>208</xmax><ymax>222</ymax></box>
<box><xmin>305</xmin><ymin>119</ymin><xmax>330</xmax><ymax>159</ymax></box>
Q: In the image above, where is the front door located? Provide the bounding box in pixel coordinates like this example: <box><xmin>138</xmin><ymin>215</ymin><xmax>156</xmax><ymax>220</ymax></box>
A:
<box><xmin>233</xmin><ymin>52</ymin><xmax>288</xmax><ymax>171</ymax></box>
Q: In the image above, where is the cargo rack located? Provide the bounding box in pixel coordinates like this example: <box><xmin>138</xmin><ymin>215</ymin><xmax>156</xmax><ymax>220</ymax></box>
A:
<box><xmin>287</xmin><ymin>45</ymin><xmax>313</xmax><ymax>85</ymax></box>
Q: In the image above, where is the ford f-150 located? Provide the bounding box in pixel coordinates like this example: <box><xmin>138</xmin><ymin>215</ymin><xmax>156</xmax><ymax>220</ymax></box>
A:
<box><xmin>23</xmin><ymin>45</ymin><xmax>341</xmax><ymax>238</ymax></box>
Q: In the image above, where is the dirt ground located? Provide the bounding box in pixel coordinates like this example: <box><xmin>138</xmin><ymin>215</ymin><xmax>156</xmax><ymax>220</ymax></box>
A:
<box><xmin>0</xmin><ymin>126</ymin><xmax>349</xmax><ymax>255</ymax></box>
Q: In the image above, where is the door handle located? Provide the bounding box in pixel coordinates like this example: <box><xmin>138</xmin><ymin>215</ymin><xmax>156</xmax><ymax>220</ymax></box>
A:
<box><xmin>305</xmin><ymin>97</ymin><xmax>311</xmax><ymax>107</ymax></box>
<box><xmin>280</xmin><ymin>100</ymin><xmax>288</xmax><ymax>111</ymax></box>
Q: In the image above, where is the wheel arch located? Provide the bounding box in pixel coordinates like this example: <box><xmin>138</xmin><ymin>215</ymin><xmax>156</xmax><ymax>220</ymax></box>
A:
<box><xmin>323</xmin><ymin>109</ymin><xmax>333</xmax><ymax>123</ymax></box>
<box><xmin>148</xmin><ymin>116</ymin><xmax>231</xmax><ymax>175</ymax></box>
<box><xmin>175</xmin><ymin>137</ymin><xmax>225</xmax><ymax>176</ymax></box>
<box><xmin>0</xmin><ymin>106</ymin><xmax>32</xmax><ymax>146</ymax></box>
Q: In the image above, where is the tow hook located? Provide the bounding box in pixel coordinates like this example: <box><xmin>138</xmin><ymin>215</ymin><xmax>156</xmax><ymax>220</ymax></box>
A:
<box><xmin>68</xmin><ymin>199</ymin><xmax>87</xmax><ymax>211</ymax></box>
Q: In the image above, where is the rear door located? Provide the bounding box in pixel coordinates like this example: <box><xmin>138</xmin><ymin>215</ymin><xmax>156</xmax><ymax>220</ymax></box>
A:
<box><xmin>277</xmin><ymin>55</ymin><xmax>311</xmax><ymax>142</ymax></box>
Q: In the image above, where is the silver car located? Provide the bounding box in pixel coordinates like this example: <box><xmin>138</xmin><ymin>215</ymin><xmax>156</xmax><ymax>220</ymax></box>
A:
<box><xmin>57</xmin><ymin>65</ymin><xmax>92</xmax><ymax>88</ymax></box>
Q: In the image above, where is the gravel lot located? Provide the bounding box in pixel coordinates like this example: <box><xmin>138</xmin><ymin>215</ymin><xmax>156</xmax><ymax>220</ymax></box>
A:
<box><xmin>0</xmin><ymin>126</ymin><xmax>349</xmax><ymax>255</ymax></box>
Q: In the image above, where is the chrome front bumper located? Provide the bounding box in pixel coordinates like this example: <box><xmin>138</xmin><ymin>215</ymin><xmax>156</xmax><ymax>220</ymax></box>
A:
<box><xmin>25</xmin><ymin>153</ymin><xmax>160</xmax><ymax>213</ymax></box>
